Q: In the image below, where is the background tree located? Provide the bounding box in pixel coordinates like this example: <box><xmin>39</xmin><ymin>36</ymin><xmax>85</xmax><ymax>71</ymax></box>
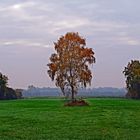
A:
<box><xmin>123</xmin><ymin>60</ymin><xmax>140</xmax><ymax>99</ymax></box>
<box><xmin>0</xmin><ymin>72</ymin><xmax>8</xmax><ymax>99</ymax></box>
<box><xmin>0</xmin><ymin>72</ymin><xmax>22</xmax><ymax>100</ymax></box>
<box><xmin>47</xmin><ymin>32</ymin><xmax>95</xmax><ymax>101</ymax></box>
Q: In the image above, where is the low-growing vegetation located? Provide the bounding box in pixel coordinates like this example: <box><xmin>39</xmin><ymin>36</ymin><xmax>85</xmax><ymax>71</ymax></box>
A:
<box><xmin>0</xmin><ymin>98</ymin><xmax>140</xmax><ymax>140</ymax></box>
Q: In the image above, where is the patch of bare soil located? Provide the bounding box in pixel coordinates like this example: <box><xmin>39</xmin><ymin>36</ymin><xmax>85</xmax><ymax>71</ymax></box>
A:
<box><xmin>64</xmin><ymin>99</ymin><xmax>89</xmax><ymax>106</ymax></box>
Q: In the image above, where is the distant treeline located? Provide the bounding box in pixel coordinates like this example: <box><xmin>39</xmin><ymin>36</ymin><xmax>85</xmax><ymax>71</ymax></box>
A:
<box><xmin>22</xmin><ymin>86</ymin><xmax>126</xmax><ymax>98</ymax></box>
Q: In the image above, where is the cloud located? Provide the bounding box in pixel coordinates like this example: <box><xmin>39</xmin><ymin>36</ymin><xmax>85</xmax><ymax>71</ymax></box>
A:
<box><xmin>0</xmin><ymin>1</ymin><xmax>35</xmax><ymax>11</ymax></box>
<box><xmin>0</xmin><ymin>40</ymin><xmax>51</xmax><ymax>48</ymax></box>
<box><xmin>117</xmin><ymin>37</ymin><xmax>140</xmax><ymax>46</ymax></box>
<box><xmin>0</xmin><ymin>1</ymin><xmax>139</xmax><ymax>47</ymax></box>
<box><xmin>0</xmin><ymin>0</ymin><xmax>140</xmax><ymax>88</ymax></box>
<box><xmin>49</xmin><ymin>18</ymin><xmax>91</xmax><ymax>35</ymax></box>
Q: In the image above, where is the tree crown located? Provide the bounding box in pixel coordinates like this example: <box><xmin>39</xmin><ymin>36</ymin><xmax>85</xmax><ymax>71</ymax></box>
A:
<box><xmin>0</xmin><ymin>72</ymin><xmax>8</xmax><ymax>88</ymax></box>
<box><xmin>123</xmin><ymin>60</ymin><xmax>140</xmax><ymax>98</ymax></box>
<box><xmin>47</xmin><ymin>32</ymin><xmax>95</xmax><ymax>99</ymax></box>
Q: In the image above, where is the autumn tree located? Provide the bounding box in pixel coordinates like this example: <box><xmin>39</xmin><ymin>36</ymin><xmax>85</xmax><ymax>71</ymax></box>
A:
<box><xmin>123</xmin><ymin>60</ymin><xmax>140</xmax><ymax>99</ymax></box>
<box><xmin>47</xmin><ymin>32</ymin><xmax>95</xmax><ymax>101</ymax></box>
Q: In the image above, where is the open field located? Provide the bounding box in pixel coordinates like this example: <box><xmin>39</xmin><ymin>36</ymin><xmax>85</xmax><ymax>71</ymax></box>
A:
<box><xmin>0</xmin><ymin>98</ymin><xmax>140</xmax><ymax>140</ymax></box>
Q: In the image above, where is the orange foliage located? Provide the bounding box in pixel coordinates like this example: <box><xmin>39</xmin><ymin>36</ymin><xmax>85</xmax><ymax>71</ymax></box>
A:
<box><xmin>47</xmin><ymin>32</ymin><xmax>95</xmax><ymax>100</ymax></box>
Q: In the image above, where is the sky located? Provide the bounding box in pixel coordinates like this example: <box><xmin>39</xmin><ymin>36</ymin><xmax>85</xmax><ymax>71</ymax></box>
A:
<box><xmin>0</xmin><ymin>0</ymin><xmax>140</xmax><ymax>89</ymax></box>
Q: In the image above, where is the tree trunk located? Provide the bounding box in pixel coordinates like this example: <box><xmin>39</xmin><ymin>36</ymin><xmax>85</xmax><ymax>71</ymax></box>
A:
<box><xmin>0</xmin><ymin>86</ymin><xmax>6</xmax><ymax>99</ymax></box>
<box><xmin>71</xmin><ymin>85</ymin><xmax>75</xmax><ymax>101</ymax></box>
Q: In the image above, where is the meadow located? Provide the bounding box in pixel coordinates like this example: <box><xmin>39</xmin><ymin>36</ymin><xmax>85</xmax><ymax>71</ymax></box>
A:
<box><xmin>0</xmin><ymin>98</ymin><xmax>140</xmax><ymax>140</ymax></box>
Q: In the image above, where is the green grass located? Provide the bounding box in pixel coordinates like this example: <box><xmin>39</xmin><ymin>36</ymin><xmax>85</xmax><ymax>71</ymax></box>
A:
<box><xmin>0</xmin><ymin>98</ymin><xmax>140</xmax><ymax>140</ymax></box>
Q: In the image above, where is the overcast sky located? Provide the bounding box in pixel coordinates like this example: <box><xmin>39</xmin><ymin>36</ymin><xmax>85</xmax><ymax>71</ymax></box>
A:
<box><xmin>0</xmin><ymin>0</ymin><xmax>140</xmax><ymax>89</ymax></box>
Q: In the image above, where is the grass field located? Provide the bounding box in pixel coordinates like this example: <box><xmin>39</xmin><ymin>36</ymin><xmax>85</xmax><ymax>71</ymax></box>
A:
<box><xmin>0</xmin><ymin>98</ymin><xmax>140</xmax><ymax>140</ymax></box>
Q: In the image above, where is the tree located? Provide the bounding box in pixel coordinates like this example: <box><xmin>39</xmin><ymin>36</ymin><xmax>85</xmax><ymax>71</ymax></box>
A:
<box><xmin>0</xmin><ymin>72</ymin><xmax>8</xmax><ymax>99</ymax></box>
<box><xmin>123</xmin><ymin>60</ymin><xmax>140</xmax><ymax>99</ymax></box>
<box><xmin>47</xmin><ymin>32</ymin><xmax>95</xmax><ymax>101</ymax></box>
<box><xmin>0</xmin><ymin>72</ymin><xmax>22</xmax><ymax>100</ymax></box>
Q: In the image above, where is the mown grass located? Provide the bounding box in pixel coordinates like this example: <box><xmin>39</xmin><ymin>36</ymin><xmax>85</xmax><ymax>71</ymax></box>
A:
<box><xmin>0</xmin><ymin>98</ymin><xmax>140</xmax><ymax>140</ymax></box>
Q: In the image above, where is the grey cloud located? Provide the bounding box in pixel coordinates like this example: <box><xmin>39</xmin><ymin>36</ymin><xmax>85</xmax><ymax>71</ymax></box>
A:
<box><xmin>0</xmin><ymin>0</ymin><xmax>140</xmax><ymax>88</ymax></box>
